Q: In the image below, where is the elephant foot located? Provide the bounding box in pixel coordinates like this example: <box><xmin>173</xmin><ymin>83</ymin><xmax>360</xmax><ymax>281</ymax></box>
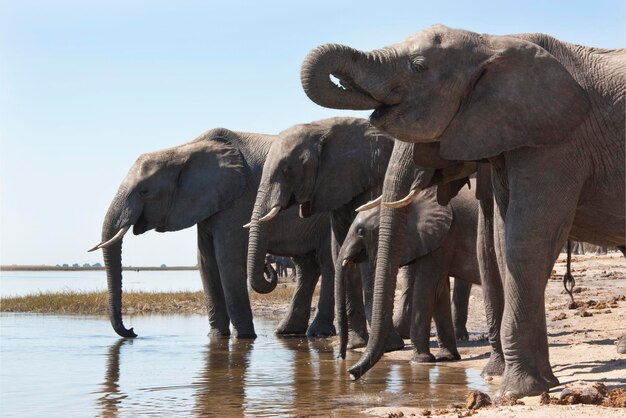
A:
<box><xmin>385</xmin><ymin>331</ymin><xmax>406</xmax><ymax>352</ymax></box>
<box><xmin>234</xmin><ymin>332</ymin><xmax>256</xmax><ymax>340</ymax></box>
<box><xmin>455</xmin><ymin>326</ymin><xmax>469</xmax><ymax>341</ymax></box>
<box><xmin>306</xmin><ymin>321</ymin><xmax>337</xmax><ymax>338</ymax></box>
<box><xmin>411</xmin><ymin>351</ymin><xmax>436</xmax><ymax>363</ymax></box>
<box><xmin>274</xmin><ymin>318</ymin><xmax>308</xmax><ymax>337</ymax></box>
<box><xmin>617</xmin><ymin>333</ymin><xmax>626</xmax><ymax>354</ymax></box>
<box><xmin>481</xmin><ymin>350</ymin><xmax>505</xmax><ymax>377</ymax></box>
<box><xmin>208</xmin><ymin>328</ymin><xmax>230</xmax><ymax>339</ymax></box>
<box><xmin>498</xmin><ymin>369</ymin><xmax>557</xmax><ymax>398</ymax></box>
<box><xmin>306</xmin><ymin>318</ymin><xmax>336</xmax><ymax>338</ymax></box>
<box><xmin>347</xmin><ymin>330</ymin><xmax>369</xmax><ymax>350</ymax></box>
<box><xmin>436</xmin><ymin>347</ymin><xmax>461</xmax><ymax>362</ymax></box>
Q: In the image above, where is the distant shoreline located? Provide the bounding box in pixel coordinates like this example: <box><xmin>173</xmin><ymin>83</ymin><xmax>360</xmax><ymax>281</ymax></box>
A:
<box><xmin>0</xmin><ymin>265</ymin><xmax>198</xmax><ymax>272</ymax></box>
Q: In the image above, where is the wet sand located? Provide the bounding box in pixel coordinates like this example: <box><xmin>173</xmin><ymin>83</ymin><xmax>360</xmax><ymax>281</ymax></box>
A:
<box><xmin>339</xmin><ymin>252</ymin><xmax>626</xmax><ymax>417</ymax></box>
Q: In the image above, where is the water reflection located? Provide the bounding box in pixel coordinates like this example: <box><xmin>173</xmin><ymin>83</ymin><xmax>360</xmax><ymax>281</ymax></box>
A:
<box><xmin>80</xmin><ymin>316</ymin><xmax>489</xmax><ymax>417</ymax></box>
<box><xmin>193</xmin><ymin>338</ymin><xmax>253</xmax><ymax>417</ymax></box>
<box><xmin>98</xmin><ymin>339</ymin><xmax>132</xmax><ymax>417</ymax></box>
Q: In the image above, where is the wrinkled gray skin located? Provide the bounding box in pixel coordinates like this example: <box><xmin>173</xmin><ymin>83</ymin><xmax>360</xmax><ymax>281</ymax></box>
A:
<box><xmin>247</xmin><ymin>117</ymin><xmax>398</xmax><ymax>347</ymax></box>
<box><xmin>301</xmin><ymin>24</ymin><xmax>625</xmax><ymax>397</ymax></box>
<box><xmin>91</xmin><ymin>128</ymin><xmax>334</xmax><ymax>339</ymax></box>
<box><xmin>337</xmin><ymin>185</ymin><xmax>480</xmax><ymax>362</ymax></box>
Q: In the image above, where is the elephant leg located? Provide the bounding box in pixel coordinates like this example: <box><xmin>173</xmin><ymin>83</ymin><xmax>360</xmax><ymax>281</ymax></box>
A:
<box><xmin>410</xmin><ymin>247</ymin><xmax>450</xmax><ymax>364</ymax></box>
<box><xmin>497</xmin><ymin>165</ymin><xmax>581</xmax><ymax>398</ymax></box>
<box><xmin>276</xmin><ymin>254</ymin><xmax>319</xmax><ymax>336</ymax></box>
<box><xmin>477</xmin><ymin>197</ymin><xmax>506</xmax><ymax>377</ymax></box>
<box><xmin>393</xmin><ymin>264</ymin><xmax>415</xmax><ymax>339</ymax></box>
<box><xmin>451</xmin><ymin>278</ymin><xmax>472</xmax><ymax>341</ymax></box>
<box><xmin>197</xmin><ymin>226</ymin><xmax>230</xmax><ymax>337</ymax></box>
<box><xmin>345</xmin><ymin>266</ymin><xmax>369</xmax><ymax>349</ymax></box>
<box><xmin>307</xmin><ymin>245</ymin><xmax>336</xmax><ymax>338</ymax></box>
<box><xmin>432</xmin><ymin>276</ymin><xmax>461</xmax><ymax>361</ymax></box>
<box><xmin>213</xmin><ymin>234</ymin><xmax>256</xmax><ymax>339</ymax></box>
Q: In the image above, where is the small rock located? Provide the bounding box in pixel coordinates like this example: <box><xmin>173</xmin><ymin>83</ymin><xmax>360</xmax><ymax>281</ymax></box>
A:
<box><xmin>553</xmin><ymin>312</ymin><xmax>567</xmax><ymax>321</ymax></box>
<box><xmin>420</xmin><ymin>409</ymin><xmax>430</xmax><ymax>416</ymax></box>
<box><xmin>466</xmin><ymin>390</ymin><xmax>492</xmax><ymax>410</ymax></box>
<box><xmin>539</xmin><ymin>392</ymin><xmax>551</xmax><ymax>405</ymax></box>
<box><xmin>579</xmin><ymin>310</ymin><xmax>593</xmax><ymax>317</ymax></box>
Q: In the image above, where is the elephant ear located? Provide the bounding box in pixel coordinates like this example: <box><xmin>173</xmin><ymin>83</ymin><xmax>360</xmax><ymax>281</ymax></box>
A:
<box><xmin>440</xmin><ymin>36</ymin><xmax>590</xmax><ymax>161</ymax></box>
<box><xmin>409</xmin><ymin>187</ymin><xmax>453</xmax><ymax>259</ymax></box>
<box><xmin>313</xmin><ymin>118</ymin><xmax>393</xmax><ymax>212</ymax></box>
<box><xmin>166</xmin><ymin>138</ymin><xmax>247</xmax><ymax>231</ymax></box>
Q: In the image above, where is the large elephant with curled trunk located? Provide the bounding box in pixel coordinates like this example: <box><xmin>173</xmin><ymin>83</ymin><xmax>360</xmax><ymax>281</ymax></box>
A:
<box><xmin>246</xmin><ymin>117</ymin><xmax>402</xmax><ymax>348</ymax></box>
<box><xmin>89</xmin><ymin>128</ymin><xmax>335</xmax><ymax>339</ymax></box>
<box><xmin>337</xmin><ymin>184</ymin><xmax>480</xmax><ymax>362</ymax></box>
<box><xmin>301</xmin><ymin>24</ymin><xmax>625</xmax><ymax>397</ymax></box>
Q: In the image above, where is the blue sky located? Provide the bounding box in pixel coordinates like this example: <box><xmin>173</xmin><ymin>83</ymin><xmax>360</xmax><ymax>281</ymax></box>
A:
<box><xmin>1</xmin><ymin>0</ymin><xmax>624</xmax><ymax>266</ymax></box>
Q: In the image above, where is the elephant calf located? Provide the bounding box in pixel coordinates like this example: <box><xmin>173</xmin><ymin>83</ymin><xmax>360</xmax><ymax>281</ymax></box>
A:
<box><xmin>337</xmin><ymin>184</ymin><xmax>480</xmax><ymax>362</ymax></box>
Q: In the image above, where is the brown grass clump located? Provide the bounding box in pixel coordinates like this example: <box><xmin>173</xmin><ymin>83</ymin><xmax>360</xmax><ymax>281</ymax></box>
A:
<box><xmin>0</xmin><ymin>284</ymin><xmax>303</xmax><ymax>316</ymax></box>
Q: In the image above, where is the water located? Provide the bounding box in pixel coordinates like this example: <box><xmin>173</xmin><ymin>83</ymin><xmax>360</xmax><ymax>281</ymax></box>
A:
<box><xmin>0</xmin><ymin>271</ymin><xmax>492</xmax><ymax>416</ymax></box>
<box><xmin>0</xmin><ymin>270</ymin><xmax>202</xmax><ymax>297</ymax></box>
<box><xmin>0</xmin><ymin>313</ymin><xmax>490</xmax><ymax>417</ymax></box>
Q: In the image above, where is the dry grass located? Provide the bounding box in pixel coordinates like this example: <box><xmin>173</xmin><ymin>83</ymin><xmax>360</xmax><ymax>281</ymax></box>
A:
<box><xmin>0</xmin><ymin>280</ymin><xmax>315</xmax><ymax>316</ymax></box>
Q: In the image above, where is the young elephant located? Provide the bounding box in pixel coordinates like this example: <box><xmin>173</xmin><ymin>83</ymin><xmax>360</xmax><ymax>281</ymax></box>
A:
<box><xmin>337</xmin><ymin>185</ymin><xmax>480</xmax><ymax>361</ymax></box>
<box><xmin>89</xmin><ymin>128</ymin><xmax>334</xmax><ymax>339</ymax></box>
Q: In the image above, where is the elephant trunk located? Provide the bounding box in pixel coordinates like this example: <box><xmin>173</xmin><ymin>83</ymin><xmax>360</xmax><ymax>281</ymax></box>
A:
<box><xmin>101</xmin><ymin>192</ymin><xmax>137</xmax><ymax>338</ymax></box>
<box><xmin>335</xmin><ymin>256</ymin><xmax>350</xmax><ymax>359</ymax></box>
<box><xmin>301</xmin><ymin>44</ymin><xmax>386</xmax><ymax>110</ymax></box>
<box><xmin>247</xmin><ymin>189</ymin><xmax>278</xmax><ymax>294</ymax></box>
<box><xmin>348</xmin><ymin>141</ymin><xmax>417</xmax><ymax>379</ymax></box>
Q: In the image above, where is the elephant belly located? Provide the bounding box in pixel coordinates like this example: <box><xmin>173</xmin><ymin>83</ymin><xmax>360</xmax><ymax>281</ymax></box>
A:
<box><xmin>572</xmin><ymin>188</ymin><xmax>625</xmax><ymax>246</ymax></box>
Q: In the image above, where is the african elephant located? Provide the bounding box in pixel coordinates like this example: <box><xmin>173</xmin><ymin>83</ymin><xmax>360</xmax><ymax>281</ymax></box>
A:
<box><xmin>89</xmin><ymin>128</ymin><xmax>335</xmax><ymax>339</ymax></box>
<box><xmin>337</xmin><ymin>184</ymin><xmax>480</xmax><ymax>362</ymax></box>
<box><xmin>246</xmin><ymin>117</ymin><xmax>400</xmax><ymax>347</ymax></box>
<box><xmin>300</xmin><ymin>24</ymin><xmax>625</xmax><ymax>397</ymax></box>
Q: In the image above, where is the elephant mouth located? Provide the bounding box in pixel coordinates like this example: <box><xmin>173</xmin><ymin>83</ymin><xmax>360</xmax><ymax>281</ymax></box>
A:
<box><xmin>299</xmin><ymin>201</ymin><xmax>312</xmax><ymax>218</ymax></box>
<box><xmin>133</xmin><ymin>212</ymin><xmax>152</xmax><ymax>235</ymax></box>
<box><xmin>344</xmin><ymin>249</ymin><xmax>367</xmax><ymax>265</ymax></box>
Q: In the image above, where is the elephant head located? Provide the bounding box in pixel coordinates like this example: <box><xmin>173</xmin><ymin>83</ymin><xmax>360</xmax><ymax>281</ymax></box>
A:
<box><xmin>301</xmin><ymin>24</ymin><xmax>590</xmax><ymax>161</ymax></box>
<box><xmin>247</xmin><ymin>117</ymin><xmax>392</xmax><ymax>294</ymax></box>
<box><xmin>89</xmin><ymin>129</ymin><xmax>247</xmax><ymax>337</ymax></box>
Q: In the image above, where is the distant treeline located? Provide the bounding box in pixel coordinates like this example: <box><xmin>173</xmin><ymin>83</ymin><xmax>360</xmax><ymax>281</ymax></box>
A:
<box><xmin>0</xmin><ymin>265</ymin><xmax>198</xmax><ymax>272</ymax></box>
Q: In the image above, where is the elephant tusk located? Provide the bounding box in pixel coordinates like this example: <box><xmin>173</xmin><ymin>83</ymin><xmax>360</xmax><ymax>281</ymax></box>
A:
<box><xmin>88</xmin><ymin>225</ymin><xmax>130</xmax><ymax>252</ymax></box>
<box><xmin>355</xmin><ymin>195</ymin><xmax>382</xmax><ymax>212</ymax></box>
<box><xmin>258</xmin><ymin>206</ymin><xmax>281</xmax><ymax>222</ymax></box>
<box><xmin>342</xmin><ymin>259</ymin><xmax>352</xmax><ymax>267</ymax></box>
<box><xmin>242</xmin><ymin>222</ymin><xmax>251</xmax><ymax>229</ymax></box>
<box><xmin>383</xmin><ymin>189</ymin><xmax>421</xmax><ymax>209</ymax></box>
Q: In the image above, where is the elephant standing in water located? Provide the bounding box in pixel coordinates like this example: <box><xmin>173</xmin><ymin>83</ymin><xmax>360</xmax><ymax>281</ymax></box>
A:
<box><xmin>337</xmin><ymin>184</ymin><xmax>480</xmax><ymax>362</ymax></box>
<box><xmin>90</xmin><ymin>128</ymin><xmax>335</xmax><ymax>339</ymax></box>
<box><xmin>301</xmin><ymin>24</ymin><xmax>625</xmax><ymax>396</ymax></box>
<box><xmin>246</xmin><ymin>117</ymin><xmax>398</xmax><ymax>347</ymax></box>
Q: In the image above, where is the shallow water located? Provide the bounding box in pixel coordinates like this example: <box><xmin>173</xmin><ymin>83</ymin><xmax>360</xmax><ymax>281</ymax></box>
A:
<box><xmin>0</xmin><ymin>313</ymin><xmax>490</xmax><ymax>417</ymax></box>
<box><xmin>0</xmin><ymin>270</ymin><xmax>202</xmax><ymax>297</ymax></box>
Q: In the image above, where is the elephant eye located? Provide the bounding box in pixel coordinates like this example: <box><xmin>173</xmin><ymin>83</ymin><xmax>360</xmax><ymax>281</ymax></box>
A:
<box><xmin>138</xmin><ymin>189</ymin><xmax>150</xmax><ymax>198</ymax></box>
<box><xmin>409</xmin><ymin>55</ymin><xmax>428</xmax><ymax>72</ymax></box>
<box><xmin>357</xmin><ymin>227</ymin><xmax>364</xmax><ymax>237</ymax></box>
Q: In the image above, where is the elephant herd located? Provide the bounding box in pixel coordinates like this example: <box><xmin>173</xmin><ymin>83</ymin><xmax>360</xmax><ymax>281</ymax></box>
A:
<box><xmin>90</xmin><ymin>25</ymin><xmax>625</xmax><ymax>398</ymax></box>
